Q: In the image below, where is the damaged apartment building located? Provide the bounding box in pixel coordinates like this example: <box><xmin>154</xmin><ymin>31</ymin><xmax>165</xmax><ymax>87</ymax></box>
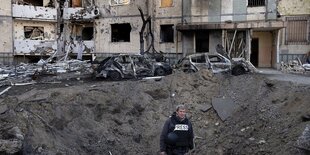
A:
<box><xmin>0</xmin><ymin>0</ymin><xmax>309</xmax><ymax>68</ymax></box>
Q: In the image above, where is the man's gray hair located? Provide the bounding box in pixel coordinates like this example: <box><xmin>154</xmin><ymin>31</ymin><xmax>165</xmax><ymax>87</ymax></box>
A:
<box><xmin>176</xmin><ymin>104</ymin><xmax>186</xmax><ymax>111</ymax></box>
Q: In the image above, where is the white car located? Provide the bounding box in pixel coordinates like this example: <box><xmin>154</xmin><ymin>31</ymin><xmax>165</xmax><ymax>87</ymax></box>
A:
<box><xmin>176</xmin><ymin>52</ymin><xmax>249</xmax><ymax>75</ymax></box>
<box><xmin>176</xmin><ymin>53</ymin><xmax>231</xmax><ymax>73</ymax></box>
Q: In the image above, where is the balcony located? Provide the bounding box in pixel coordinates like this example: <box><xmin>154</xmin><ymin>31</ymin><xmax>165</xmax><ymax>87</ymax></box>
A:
<box><xmin>63</xmin><ymin>6</ymin><xmax>100</xmax><ymax>20</ymax></box>
<box><xmin>12</xmin><ymin>4</ymin><xmax>57</xmax><ymax>21</ymax></box>
<box><xmin>14</xmin><ymin>40</ymin><xmax>57</xmax><ymax>55</ymax></box>
<box><xmin>69</xmin><ymin>41</ymin><xmax>95</xmax><ymax>54</ymax></box>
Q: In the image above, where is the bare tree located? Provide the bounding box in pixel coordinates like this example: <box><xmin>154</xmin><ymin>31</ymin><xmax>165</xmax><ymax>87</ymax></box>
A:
<box><xmin>138</xmin><ymin>7</ymin><xmax>157</xmax><ymax>54</ymax></box>
<box><xmin>138</xmin><ymin>7</ymin><xmax>165</xmax><ymax>61</ymax></box>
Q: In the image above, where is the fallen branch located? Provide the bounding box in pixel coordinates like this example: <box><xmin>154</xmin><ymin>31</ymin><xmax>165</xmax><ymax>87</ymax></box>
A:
<box><xmin>0</xmin><ymin>86</ymin><xmax>12</xmax><ymax>96</ymax></box>
<box><xmin>11</xmin><ymin>82</ymin><xmax>36</xmax><ymax>86</ymax></box>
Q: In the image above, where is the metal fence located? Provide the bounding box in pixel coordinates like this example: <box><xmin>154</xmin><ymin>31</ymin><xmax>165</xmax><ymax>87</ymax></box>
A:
<box><xmin>248</xmin><ymin>0</ymin><xmax>265</xmax><ymax>7</ymax></box>
<box><xmin>279</xmin><ymin>54</ymin><xmax>306</xmax><ymax>63</ymax></box>
<box><xmin>0</xmin><ymin>53</ymin><xmax>14</xmax><ymax>65</ymax></box>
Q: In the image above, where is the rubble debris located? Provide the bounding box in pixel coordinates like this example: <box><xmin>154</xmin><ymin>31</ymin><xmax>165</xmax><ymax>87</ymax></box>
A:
<box><xmin>7</xmin><ymin>127</ymin><xmax>24</xmax><ymax>141</ymax></box>
<box><xmin>0</xmin><ymin>86</ymin><xmax>12</xmax><ymax>96</ymax></box>
<box><xmin>280</xmin><ymin>58</ymin><xmax>307</xmax><ymax>73</ymax></box>
<box><xmin>0</xmin><ymin>104</ymin><xmax>8</xmax><ymax>114</ymax></box>
<box><xmin>296</xmin><ymin>124</ymin><xmax>310</xmax><ymax>152</ymax></box>
<box><xmin>303</xmin><ymin>64</ymin><xmax>310</xmax><ymax>71</ymax></box>
<box><xmin>212</xmin><ymin>97</ymin><xmax>238</xmax><ymax>121</ymax></box>
<box><xmin>0</xmin><ymin>139</ymin><xmax>23</xmax><ymax>154</ymax></box>
<box><xmin>197</xmin><ymin>103</ymin><xmax>212</xmax><ymax>112</ymax></box>
<box><xmin>0</xmin><ymin>69</ymin><xmax>309</xmax><ymax>154</ymax></box>
<box><xmin>302</xmin><ymin>114</ymin><xmax>310</xmax><ymax>122</ymax></box>
<box><xmin>0</xmin><ymin>59</ymin><xmax>93</xmax><ymax>85</ymax></box>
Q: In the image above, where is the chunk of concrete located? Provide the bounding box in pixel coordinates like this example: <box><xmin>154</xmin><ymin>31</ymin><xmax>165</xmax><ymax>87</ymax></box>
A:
<box><xmin>0</xmin><ymin>104</ymin><xmax>8</xmax><ymax>114</ymax></box>
<box><xmin>296</xmin><ymin>124</ymin><xmax>310</xmax><ymax>151</ymax></box>
<box><xmin>196</xmin><ymin>103</ymin><xmax>212</xmax><ymax>112</ymax></box>
<box><xmin>212</xmin><ymin>97</ymin><xmax>238</xmax><ymax>121</ymax></box>
<box><xmin>0</xmin><ymin>139</ymin><xmax>23</xmax><ymax>154</ymax></box>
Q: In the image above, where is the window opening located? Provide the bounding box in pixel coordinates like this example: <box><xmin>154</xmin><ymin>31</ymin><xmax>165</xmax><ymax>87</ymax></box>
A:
<box><xmin>23</xmin><ymin>0</ymin><xmax>43</xmax><ymax>6</ymax></box>
<box><xmin>111</xmin><ymin>23</ymin><xmax>131</xmax><ymax>42</ymax></box>
<box><xmin>82</xmin><ymin>27</ymin><xmax>94</xmax><ymax>40</ymax></box>
<box><xmin>161</xmin><ymin>0</ymin><xmax>173</xmax><ymax>7</ymax></box>
<box><xmin>24</xmin><ymin>26</ymin><xmax>44</xmax><ymax>40</ymax></box>
<box><xmin>160</xmin><ymin>25</ymin><xmax>174</xmax><ymax>43</ymax></box>
<box><xmin>286</xmin><ymin>17</ymin><xmax>309</xmax><ymax>44</ymax></box>
<box><xmin>248</xmin><ymin>0</ymin><xmax>265</xmax><ymax>7</ymax></box>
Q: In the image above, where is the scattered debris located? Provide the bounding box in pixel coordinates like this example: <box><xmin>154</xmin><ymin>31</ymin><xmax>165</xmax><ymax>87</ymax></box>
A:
<box><xmin>212</xmin><ymin>97</ymin><xmax>238</xmax><ymax>121</ymax></box>
<box><xmin>280</xmin><ymin>58</ymin><xmax>307</xmax><ymax>74</ymax></box>
<box><xmin>296</xmin><ymin>124</ymin><xmax>310</xmax><ymax>152</ymax></box>
<box><xmin>0</xmin><ymin>104</ymin><xmax>8</xmax><ymax>114</ymax></box>
<box><xmin>0</xmin><ymin>87</ymin><xmax>12</xmax><ymax>96</ymax></box>
<box><xmin>197</xmin><ymin>103</ymin><xmax>212</xmax><ymax>112</ymax></box>
<box><xmin>302</xmin><ymin>114</ymin><xmax>310</xmax><ymax>122</ymax></box>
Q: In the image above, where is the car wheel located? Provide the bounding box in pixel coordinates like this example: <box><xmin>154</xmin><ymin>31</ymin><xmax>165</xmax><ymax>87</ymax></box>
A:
<box><xmin>232</xmin><ymin>65</ymin><xmax>246</xmax><ymax>76</ymax></box>
<box><xmin>109</xmin><ymin>71</ymin><xmax>122</xmax><ymax>80</ymax></box>
<box><xmin>155</xmin><ymin>67</ymin><xmax>165</xmax><ymax>76</ymax></box>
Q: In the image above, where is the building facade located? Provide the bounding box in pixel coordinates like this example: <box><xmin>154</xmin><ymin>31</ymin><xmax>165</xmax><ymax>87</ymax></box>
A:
<box><xmin>0</xmin><ymin>0</ymin><xmax>309</xmax><ymax>68</ymax></box>
<box><xmin>277</xmin><ymin>0</ymin><xmax>310</xmax><ymax>64</ymax></box>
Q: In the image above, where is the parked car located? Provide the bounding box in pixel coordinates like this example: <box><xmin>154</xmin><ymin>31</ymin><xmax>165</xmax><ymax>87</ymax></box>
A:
<box><xmin>93</xmin><ymin>54</ymin><xmax>172</xmax><ymax>80</ymax></box>
<box><xmin>176</xmin><ymin>53</ymin><xmax>252</xmax><ymax>76</ymax></box>
<box><xmin>175</xmin><ymin>52</ymin><xmax>232</xmax><ymax>74</ymax></box>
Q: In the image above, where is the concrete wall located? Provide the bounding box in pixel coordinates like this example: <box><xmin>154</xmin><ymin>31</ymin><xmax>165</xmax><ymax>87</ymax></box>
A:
<box><xmin>0</xmin><ymin>0</ymin><xmax>11</xmax><ymax>16</ymax></box>
<box><xmin>278</xmin><ymin>0</ymin><xmax>310</xmax><ymax>15</ymax></box>
<box><xmin>181</xmin><ymin>0</ymin><xmax>277</xmax><ymax>23</ymax></box>
<box><xmin>0</xmin><ymin>1</ymin><xmax>12</xmax><ymax>53</ymax></box>
<box><xmin>277</xmin><ymin>0</ymin><xmax>310</xmax><ymax>57</ymax></box>
<box><xmin>253</xmin><ymin>32</ymin><xmax>273</xmax><ymax>67</ymax></box>
<box><xmin>182</xmin><ymin>32</ymin><xmax>194</xmax><ymax>55</ymax></box>
<box><xmin>221</xmin><ymin>0</ymin><xmax>233</xmax><ymax>22</ymax></box>
<box><xmin>13</xmin><ymin>20</ymin><xmax>56</xmax><ymax>55</ymax></box>
<box><xmin>209</xmin><ymin>31</ymin><xmax>222</xmax><ymax>53</ymax></box>
<box><xmin>13</xmin><ymin>20</ymin><xmax>56</xmax><ymax>40</ymax></box>
<box><xmin>94</xmin><ymin>0</ymin><xmax>147</xmax><ymax>54</ymax></box>
<box><xmin>12</xmin><ymin>4</ymin><xmax>57</xmax><ymax>20</ymax></box>
<box><xmin>154</xmin><ymin>0</ymin><xmax>182</xmax><ymax>54</ymax></box>
<box><xmin>0</xmin><ymin>17</ymin><xmax>13</xmax><ymax>53</ymax></box>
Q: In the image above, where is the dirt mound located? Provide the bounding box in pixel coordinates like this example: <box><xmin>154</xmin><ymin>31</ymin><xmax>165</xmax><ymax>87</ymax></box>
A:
<box><xmin>0</xmin><ymin>70</ymin><xmax>309</xmax><ymax>154</ymax></box>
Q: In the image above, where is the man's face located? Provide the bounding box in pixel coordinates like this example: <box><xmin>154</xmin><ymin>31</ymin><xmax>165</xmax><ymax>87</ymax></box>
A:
<box><xmin>176</xmin><ymin>108</ymin><xmax>186</xmax><ymax>119</ymax></box>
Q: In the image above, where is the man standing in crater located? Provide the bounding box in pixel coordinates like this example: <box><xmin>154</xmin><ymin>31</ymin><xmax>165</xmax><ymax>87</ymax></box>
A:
<box><xmin>160</xmin><ymin>104</ymin><xmax>194</xmax><ymax>155</ymax></box>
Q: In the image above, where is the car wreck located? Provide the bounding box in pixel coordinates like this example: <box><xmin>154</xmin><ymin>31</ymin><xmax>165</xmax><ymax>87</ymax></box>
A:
<box><xmin>175</xmin><ymin>45</ymin><xmax>254</xmax><ymax>75</ymax></box>
<box><xmin>93</xmin><ymin>54</ymin><xmax>172</xmax><ymax>80</ymax></box>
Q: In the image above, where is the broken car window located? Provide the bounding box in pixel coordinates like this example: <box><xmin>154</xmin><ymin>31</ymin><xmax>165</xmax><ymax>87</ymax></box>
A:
<box><xmin>191</xmin><ymin>55</ymin><xmax>206</xmax><ymax>63</ymax></box>
<box><xmin>209</xmin><ymin>55</ymin><xmax>225</xmax><ymax>63</ymax></box>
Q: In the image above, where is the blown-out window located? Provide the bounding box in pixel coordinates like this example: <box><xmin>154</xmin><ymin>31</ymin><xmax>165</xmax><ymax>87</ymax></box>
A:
<box><xmin>24</xmin><ymin>26</ymin><xmax>44</xmax><ymax>40</ymax></box>
<box><xmin>82</xmin><ymin>27</ymin><xmax>94</xmax><ymax>40</ymax></box>
<box><xmin>111</xmin><ymin>23</ymin><xmax>131</xmax><ymax>42</ymax></box>
<box><xmin>160</xmin><ymin>25</ymin><xmax>174</xmax><ymax>43</ymax></box>
<box><xmin>24</xmin><ymin>0</ymin><xmax>43</xmax><ymax>6</ymax></box>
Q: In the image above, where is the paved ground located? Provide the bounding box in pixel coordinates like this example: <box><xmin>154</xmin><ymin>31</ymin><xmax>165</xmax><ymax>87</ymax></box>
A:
<box><xmin>257</xmin><ymin>68</ymin><xmax>310</xmax><ymax>85</ymax></box>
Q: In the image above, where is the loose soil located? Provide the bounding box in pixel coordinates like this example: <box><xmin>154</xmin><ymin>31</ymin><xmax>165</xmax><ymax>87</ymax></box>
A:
<box><xmin>0</xmin><ymin>70</ymin><xmax>309</xmax><ymax>155</ymax></box>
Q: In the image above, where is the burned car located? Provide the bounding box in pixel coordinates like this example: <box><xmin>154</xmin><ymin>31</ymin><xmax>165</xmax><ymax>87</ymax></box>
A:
<box><xmin>93</xmin><ymin>54</ymin><xmax>172</xmax><ymax>80</ymax></box>
<box><xmin>175</xmin><ymin>44</ymin><xmax>252</xmax><ymax>75</ymax></box>
<box><xmin>175</xmin><ymin>53</ymin><xmax>233</xmax><ymax>73</ymax></box>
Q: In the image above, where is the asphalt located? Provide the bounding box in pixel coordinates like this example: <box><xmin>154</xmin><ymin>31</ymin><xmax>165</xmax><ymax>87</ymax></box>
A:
<box><xmin>257</xmin><ymin>68</ymin><xmax>310</xmax><ymax>85</ymax></box>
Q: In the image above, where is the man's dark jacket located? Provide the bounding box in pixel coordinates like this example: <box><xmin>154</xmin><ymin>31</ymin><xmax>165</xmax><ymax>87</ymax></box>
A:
<box><xmin>160</xmin><ymin>112</ymin><xmax>194</xmax><ymax>152</ymax></box>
